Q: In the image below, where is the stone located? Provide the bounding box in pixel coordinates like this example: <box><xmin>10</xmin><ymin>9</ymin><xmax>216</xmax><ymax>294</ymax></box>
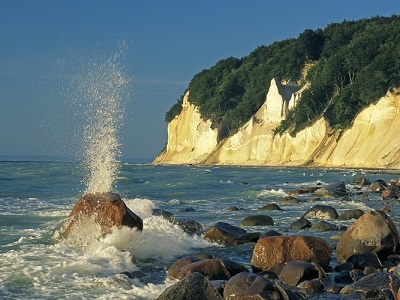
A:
<box><xmin>351</xmin><ymin>177</ymin><xmax>372</xmax><ymax>186</ymax></box>
<box><xmin>258</xmin><ymin>203</ymin><xmax>282</xmax><ymax>211</ymax></box>
<box><xmin>300</xmin><ymin>279</ymin><xmax>324</xmax><ymax>294</ymax></box>
<box><xmin>223</xmin><ymin>271</ymin><xmax>300</xmax><ymax>300</ymax></box>
<box><xmin>203</xmin><ymin>222</ymin><xmax>261</xmax><ymax>246</ymax></box>
<box><xmin>309</xmin><ymin>220</ymin><xmax>337</xmax><ymax>232</ymax></box>
<box><xmin>156</xmin><ymin>272</ymin><xmax>222</xmax><ymax>300</ymax></box>
<box><xmin>240</xmin><ymin>215</ymin><xmax>274</xmax><ymax>226</ymax></box>
<box><xmin>369</xmin><ymin>179</ymin><xmax>387</xmax><ymax>192</ymax></box>
<box><xmin>280</xmin><ymin>195</ymin><xmax>301</xmax><ymax>205</ymax></box>
<box><xmin>340</xmin><ymin>272</ymin><xmax>400</xmax><ymax>299</ymax></box>
<box><xmin>346</xmin><ymin>252</ymin><xmax>383</xmax><ymax>270</ymax></box>
<box><xmin>279</xmin><ymin>261</ymin><xmax>319</xmax><ymax>286</ymax></box>
<box><xmin>314</xmin><ymin>181</ymin><xmax>347</xmax><ymax>198</ymax></box>
<box><xmin>220</xmin><ymin>259</ymin><xmax>249</xmax><ymax>277</ymax></box>
<box><xmin>302</xmin><ymin>204</ymin><xmax>339</xmax><ymax>220</ymax></box>
<box><xmin>290</xmin><ymin>217</ymin><xmax>312</xmax><ymax>230</ymax></box>
<box><xmin>338</xmin><ymin>209</ymin><xmax>364</xmax><ymax>220</ymax></box>
<box><xmin>152</xmin><ymin>208</ymin><xmax>174</xmax><ymax>219</ymax></box>
<box><xmin>381</xmin><ymin>189</ymin><xmax>399</xmax><ymax>200</ymax></box>
<box><xmin>170</xmin><ymin>219</ymin><xmax>203</xmax><ymax>234</ymax></box>
<box><xmin>61</xmin><ymin>192</ymin><xmax>143</xmax><ymax>237</ymax></box>
<box><xmin>168</xmin><ymin>259</ymin><xmax>230</xmax><ymax>280</ymax></box>
<box><xmin>288</xmin><ymin>187</ymin><xmax>320</xmax><ymax>196</ymax></box>
<box><xmin>250</xmin><ymin>235</ymin><xmax>332</xmax><ymax>271</ymax></box>
<box><xmin>167</xmin><ymin>256</ymin><xmax>201</xmax><ymax>278</ymax></box>
<box><xmin>336</xmin><ymin>211</ymin><xmax>399</xmax><ymax>263</ymax></box>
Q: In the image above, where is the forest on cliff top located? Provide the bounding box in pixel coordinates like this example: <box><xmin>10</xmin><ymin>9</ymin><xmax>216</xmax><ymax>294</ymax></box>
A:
<box><xmin>165</xmin><ymin>15</ymin><xmax>400</xmax><ymax>139</ymax></box>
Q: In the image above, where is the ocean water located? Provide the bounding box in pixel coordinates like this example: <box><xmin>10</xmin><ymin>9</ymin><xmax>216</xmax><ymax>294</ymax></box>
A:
<box><xmin>0</xmin><ymin>161</ymin><xmax>399</xmax><ymax>299</ymax></box>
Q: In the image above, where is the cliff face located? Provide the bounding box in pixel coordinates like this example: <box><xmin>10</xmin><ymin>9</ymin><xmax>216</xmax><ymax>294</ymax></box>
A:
<box><xmin>154</xmin><ymin>80</ymin><xmax>400</xmax><ymax>169</ymax></box>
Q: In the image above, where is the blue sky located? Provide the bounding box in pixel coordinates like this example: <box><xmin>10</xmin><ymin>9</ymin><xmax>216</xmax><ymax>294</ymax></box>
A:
<box><xmin>0</xmin><ymin>1</ymin><xmax>399</xmax><ymax>161</ymax></box>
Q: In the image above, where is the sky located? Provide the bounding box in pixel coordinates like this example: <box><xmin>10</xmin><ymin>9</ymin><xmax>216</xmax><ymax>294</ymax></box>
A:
<box><xmin>0</xmin><ymin>1</ymin><xmax>399</xmax><ymax>162</ymax></box>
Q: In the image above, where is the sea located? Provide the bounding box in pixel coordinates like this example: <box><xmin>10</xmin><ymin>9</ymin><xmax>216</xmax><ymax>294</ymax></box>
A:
<box><xmin>1</xmin><ymin>160</ymin><xmax>399</xmax><ymax>299</ymax></box>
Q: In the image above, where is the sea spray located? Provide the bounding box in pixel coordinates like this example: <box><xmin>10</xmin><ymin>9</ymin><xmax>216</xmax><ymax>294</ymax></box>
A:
<box><xmin>77</xmin><ymin>45</ymin><xmax>131</xmax><ymax>194</ymax></box>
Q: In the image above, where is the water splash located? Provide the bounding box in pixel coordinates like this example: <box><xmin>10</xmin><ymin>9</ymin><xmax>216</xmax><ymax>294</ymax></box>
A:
<box><xmin>77</xmin><ymin>46</ymin><xmax>130</xmax><ymax>194</ymax></box>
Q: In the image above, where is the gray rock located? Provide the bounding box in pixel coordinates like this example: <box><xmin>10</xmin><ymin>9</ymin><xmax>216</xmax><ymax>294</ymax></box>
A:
<box><xmin>240</xmin><ymin>215</ymin><xmax>274</xmax><ymax>226</ymax></box>
<box><xmin>156</xmin><ymin>272</ymin><xmax>223</xmax><ymax>300</ymax></box>
<box><xmin>303</xmin><ymin>204</ymin><xmax>339</xmax><ymax>220</ymax></box>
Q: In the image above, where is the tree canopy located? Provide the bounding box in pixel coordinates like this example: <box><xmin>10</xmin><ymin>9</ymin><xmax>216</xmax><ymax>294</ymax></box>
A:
<box><xmin>166</xmin><ymin>15</ymin><xmax>400</xmax><ymax>138</ymax></box>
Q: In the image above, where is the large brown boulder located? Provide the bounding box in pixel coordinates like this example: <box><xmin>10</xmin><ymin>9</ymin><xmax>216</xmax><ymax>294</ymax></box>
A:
<box><xmin>250</xmin><ymin>235</ymin><xmax>332</xmax><ymax>272</ymax></box>
<box><xmin>61</xmin><ymin>192</ymin><xmax>143</xmax><ymax>237</ymax></box>
<box><xmin>336</xmin><ymin>210</ymin><xmax>399</xmax><ymax>263</ymax></box>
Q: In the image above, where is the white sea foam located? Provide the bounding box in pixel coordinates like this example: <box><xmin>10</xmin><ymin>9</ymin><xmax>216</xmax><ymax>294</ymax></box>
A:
<box><xmin>257</xmin><ymin>188</ymin><xmax>287</xmax><ymax>197</ymax></box>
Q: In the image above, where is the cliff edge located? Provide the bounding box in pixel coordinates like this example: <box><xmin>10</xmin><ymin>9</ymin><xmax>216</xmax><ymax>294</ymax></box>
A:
<box><xmin>154</xmin><ymin>79</ymin><xmax>400</xmax><ymax>169</ymax></box>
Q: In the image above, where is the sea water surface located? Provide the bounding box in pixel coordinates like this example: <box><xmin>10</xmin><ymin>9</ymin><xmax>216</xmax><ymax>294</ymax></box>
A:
<box><xmin>0</xmin><ymin>161</ymin><xmax>399</xmax><ymax>299</ymax></box>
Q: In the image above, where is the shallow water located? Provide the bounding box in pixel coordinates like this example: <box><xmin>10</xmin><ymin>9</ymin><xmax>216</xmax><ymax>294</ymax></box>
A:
<box><xmin>0</xmin><ymin>161</ymin><xmax>398</xmax><ymax>299</ymax></box>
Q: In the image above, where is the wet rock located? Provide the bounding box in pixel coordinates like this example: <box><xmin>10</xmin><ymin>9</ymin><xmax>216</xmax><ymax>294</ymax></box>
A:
<box><xmin>314</xmin><ymin>181</ymin><xmax>347</xmax><ymax>198</ymax></box>
<box><xmin>334</xmin><ymin>271</ymin><xmax>355</xmax><ymax>284</ymax></box>
<box><xmin>258</xmin><ymin>203</ymin><xmax>282</xmax><ymax>211</ymax></box>
<box><xmin>309</xmin><ymin>220</ymin><xmax>337</xmax><ymax>232</ymax></box>
<box><xmin>223</xmin><ymin>271</ymin><xmax>301</xmax><ymax>300</ymax></box>
<box><xmin>288</xmin><ymin>187</ymin><xmax>320</xmax><ymax>196</ymax></box>
<box><xmin>300</xmin><ymin>279</ymin><xmax>324</xmax><ymax>294</ymax></box>
<box><xmin>351</xmin><ymin>177</ymin><xmax>372</xmax><ymax>186</ymax></box>
<box><xmin>240</xmin><ymin>215</ymin><xmax>274</xmax><ymax>226</ymax></box>
<box><xmin>279</xmin><ymin>261</ymin><xmax>320</xmax><ymax>286</ymax></box>
<box><xmin>152</xmin><ymin>208</ymin><xmax>174</xmax><ymax>219</ymax></box>
<box><xmin>346</xmin><ymin>252</ymin><xmax>383</xmax><ymax>270</ymax></box>
<box><xmin>62</xmin><ymin>192</ymin><xmax>143</xmax><ymax>237</ymax></box>
<box><xmin>280</xmin><ymin>195</ymin><xmax>302</xmax><ymax>205</ymax></box>
<box><xmin>168</xmin><ymin>259</ymin><xmax>230</xmax><ymax>280</ymax></box>
<box><xmin>220</xmin><ymin>259</ymin><xmax>249</xmax><ymax>277</ymax></box>
<box><xmin>338</xmin><ymin>209</ymin><xmax>364</xmax><ymax>220</ymax></box>
<box><xmin>302</xmin><ymin>204</ymin><xmax>338</xmax><ymax>220</ymax></box>
<box><xmin>340</xmin><ymin>272</ymin><xmax>400</xmax><ymax>299</ymax></box>
<box><xmin>177</xmin><ymin>207</ymin><xmax>196</xmax><ymax>213</ymax></box>
<box><xmin>156</xmin><ymin>272</ymin><xmax>223</xmax><ymax>300</ymax></box>
<box><xmin>335</xmin><ymin>262</ymin><xmax>354</xmax><ymax>272</ymax></box>
<box><xmin>336</xmin><ymin>211</ymin><xmax>399</xmax><ymax>263</ymax></box>
<box><xmin>260</xmin><ymin>230</ymin><xmax>282</xmax><ymax>238</ymax></box>
<box><xmin>170</xmin><ymin>219</ymin><xmax>203</xmax><ymax>234</ymax></box>
<box><xmin>250</xmin><ymin>235</ymin><xmax>332</xmax><ymax>272</ymax></box>
<box><xmin>227</xmin><ymin>206</ymin><xmax>240</xmax><ymax>211</ymax></box>
<box><xmin>381</xmin><ymin>189</ymin><xmax>399</xmax><ymax>200</ymax></box>
<box><xmin>290</xmin><ymin>217</ymin><xmax>312</xmax><ymax>230</ymax></box>
<box><xmin>167</xmin><ymin>256</ymin><xmax>201</xmax><ymax>278</ymax></box>
<box><xmin>369</xmin><ymin>179</ymin><xmax>388</xmax><ymax>192</ymax></box>
<box><xmin>203</xmin><ymin>222</ymin><xmax>260</xmax><ymax>246</ymax></box>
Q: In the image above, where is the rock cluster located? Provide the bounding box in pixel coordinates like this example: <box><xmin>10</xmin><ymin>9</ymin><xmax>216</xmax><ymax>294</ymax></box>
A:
<box><xmin>154</xmin><ymin>178</ymin><xmax>400</xmax><ymax>299</ymax></box>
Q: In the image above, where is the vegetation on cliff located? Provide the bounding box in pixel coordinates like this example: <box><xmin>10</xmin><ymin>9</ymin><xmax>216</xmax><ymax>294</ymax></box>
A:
<box><xmin>166</xmin><ymin>15</ymin><xmax>400</xmax><ymax>138</ymax></box>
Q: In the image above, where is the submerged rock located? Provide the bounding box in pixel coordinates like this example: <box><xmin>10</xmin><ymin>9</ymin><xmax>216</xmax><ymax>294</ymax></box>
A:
<box><xmin>61</xmin><ymin>192</ymin><xmax>143</xmax><ymax>237</ymax></box>
<box><xmin>203</xmin><ymin>222</ymin><xmax>261</xmax><ymax>246</ymax></box>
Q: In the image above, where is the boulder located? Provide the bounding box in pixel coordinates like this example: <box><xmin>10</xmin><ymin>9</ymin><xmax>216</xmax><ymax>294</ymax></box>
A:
<box><xmin>309</xmin><ymin>220</ymin><xmax>337</xmax><ymax>232</ymax></box>
<box><xmin>302</xmin><ymin>204</ymin><xmax>338</xmax><ymax>220</ymax></box>
<box><xmin>338</xmin><ymin>209</ymin><xmax>364</xmax><ymax>221</ymax></box>
<box><xmin>340</xmin><ymin>272</ymin><xmax>400</xmax><ymax>299</ymax></box>
<box><xmin>346</xmin><ymin>252</ymin><xmax>383</xmax><ymax>270</ymax></box>
<box><xmin>290</xmin><ymin>217</ymin><xmax>312</xmax><ymax>230</ymax></box>
<box><xmin>314</xmin><ymin>181</ymin><xmax>347</xmax><ymax>198</ymax></box>
<box><xmin>336</xmin><ymin>211</ymin><xmax>399</xmax><ymax>263</ymax></box>
<box><xmin>61</xmin><ymin>192</ymin><xmax>143</xmax><ymax>237</ymax></box>
<box><xmin>279</xmin><ymin>261</ymin><xmax>320</xmax><ymax>286</ymax></box>
<box><xmin>156</xmin><ymin>272</ymin><xmax>222</xmax><ymax>300</ymax></box>
<box><xmin>170</xmin><ymin>219</ymin><xmax>203</xmax><ymax>234</ymax></box>
<box><xmin>250</xmin><ymin>235</ymin><xmax>332</xmax><ymax>271</ymax></box>
<box><xmin>240</xmin><ymin>215</ymin><xmax>274</xmax><ymax>226</ymax></box>
<box><xmin>167</xmin><ymin>259</ymin><xmax>231</xmax><ymax>280</ymax></box>
<box><xmin>167</xmin><ymin>256</ymin><xmax>201</xmax><ymax>278</ymax></box>
<box><xmin>280</xmin><ymin>196</ymin><xmax>302</xmax><ymax>205</ymax></box>
<box><xmin>288</xmin><ymin>187</ymin><xmax>320</xmax><ymax>196</ymax></box>
<box><xmin>203</xmin><ymin>222</ymin><xmax>260</xmax><ymax>246</ymax></box>
<box><xmin>258</xmin><ymin>203</ymin><xmax>282</xmax><ymax>211</ymax></box>
<box><xmin>223</xmin><ymin>271</ymin><xmax>300</xmax><ymax>300</ymax></box>
<box><xmin>369</xmin><ymin>179</ymin><xmax>387</xmax><ymax>192</ymax></box>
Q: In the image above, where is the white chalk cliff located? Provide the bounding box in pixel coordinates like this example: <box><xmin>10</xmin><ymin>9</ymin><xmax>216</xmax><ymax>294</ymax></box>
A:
<box><xmin>154</xmin><ymin>79</ymin><xmax>400</xmax><ymax>169</ymax></box>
